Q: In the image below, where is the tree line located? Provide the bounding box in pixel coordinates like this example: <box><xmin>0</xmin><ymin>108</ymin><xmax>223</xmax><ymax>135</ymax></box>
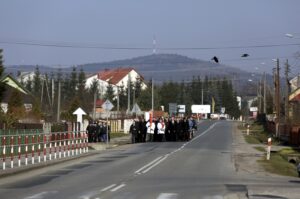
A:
<box><xmin>1</xmin><ymin>59</ymin><xmax>241</xmax><ymax>126</ymax></box>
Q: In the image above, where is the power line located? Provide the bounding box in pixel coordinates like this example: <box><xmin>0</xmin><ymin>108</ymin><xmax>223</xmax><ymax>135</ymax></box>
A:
<box><xmin>0</xmin><ymin>40</ymin><xmax>300</xmax><ymax>50</ymax></box>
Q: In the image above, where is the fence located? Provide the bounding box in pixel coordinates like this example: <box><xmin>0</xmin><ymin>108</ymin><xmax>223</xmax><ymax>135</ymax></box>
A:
<box><xmin>0</xmin><ymin>131</ymin><xmax>88</xmax><ymax>170</ymax></box>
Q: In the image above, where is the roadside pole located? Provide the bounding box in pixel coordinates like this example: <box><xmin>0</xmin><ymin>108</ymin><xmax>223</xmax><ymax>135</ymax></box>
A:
<box><xmin>267</xmin><ymin>137</ymin><xmax>272</xmax><ymax>160</ymax></box>
<box><xmin>247</xmin><ymin>125</ymin><xmax>250</xmax><ymax>135</ymax></box>
<box><xmin>102</xmin><ymin>100</ymin><xmax>114</xmax><ymax>148</ymax></box>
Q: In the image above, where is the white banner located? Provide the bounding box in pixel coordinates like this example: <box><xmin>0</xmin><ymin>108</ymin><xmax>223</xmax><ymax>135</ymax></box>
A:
<box><xmin>191</xmin><ymin>105</ymin><xmax>211</xmax><ymax>114</ymax></box>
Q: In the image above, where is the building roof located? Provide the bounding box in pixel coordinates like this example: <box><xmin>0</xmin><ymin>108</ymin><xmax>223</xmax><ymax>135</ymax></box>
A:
<box><xmin>1</xmin><ymin>74</ymin><xmax>29</xmax><ymax>95</ymax></box>
<box><xmin>98</xmin><ymin>68</ymin><xmax>141</xmax><ymax>85</ymax></box>
<box><xmin>289</xmin><ymin>87</ymin><xmax>300</xmax><ymax>102</ymax></box>
<box><xmin>1</xmin><ymin>75</ymin><xmax>33</xmax><ymax>104</ymax></box>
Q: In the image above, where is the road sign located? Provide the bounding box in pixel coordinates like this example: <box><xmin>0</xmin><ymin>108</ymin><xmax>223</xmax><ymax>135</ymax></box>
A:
<box><xmin>221</xmin><ymin>107</ymin><xmax>226</xmax><ymax>114</ymax></box>
<box><xmin>250</xmin><ymin>107</ymin><xmax>258</xmax><ymax>112</ymax></box>
<box><xmin>178</xmin><ymin>105</ymin><xmax>186</xmax><ymax>113</ymax></box>
<box><xmin>73</xmin><ymin>107</ymin><xmax>86</xmax><ymax>131</ymax></box>
<box><xmin>132</xmin><ymin>103</ymin><xmax>141</xmax><ymax>113</ymax></box>
<box><xmin>191</xmin><ymin>105</ymin><xmax>211</xmax><ymax>114</ymax></box>
<box><xmin>169</xmin><ymin>103</ymin><xmax>177</xmax><ymax>116</ymax></box>
<box><xmin>102</xmin><ymin>100</ymin><xmax>114</xmax><ymax>111</ymax></box>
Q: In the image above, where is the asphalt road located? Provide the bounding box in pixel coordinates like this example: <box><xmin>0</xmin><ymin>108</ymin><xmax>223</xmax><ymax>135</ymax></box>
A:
<box><xmin>0</xmin><ymin>121</ymin><xmax>299</xmax><ymax>199</ymax></box>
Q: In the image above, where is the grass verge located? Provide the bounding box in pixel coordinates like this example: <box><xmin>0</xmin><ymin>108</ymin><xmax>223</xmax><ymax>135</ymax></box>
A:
<box><xmin>254</xmin><ymin>146</ymin><xmax>265</xmax><ymax>152</ymax></box>
<box><xmin>110</xmin><ymin>132</ymin><xmax>129</xmax><ymax>139</ymax></box>
<box><xmin>257</xmin><ymin>147</ymin><xmax>300</xmax><ymax>177</ymax></box>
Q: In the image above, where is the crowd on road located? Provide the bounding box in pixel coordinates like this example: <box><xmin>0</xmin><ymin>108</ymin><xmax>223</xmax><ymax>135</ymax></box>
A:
<box><xmin>129</xmin><ymin>116</ymin><xmax>197</xmax><ymax>143</ymax></box>
<box><xmin>86</xmin><ymin>121</ymin><xmax>110</xmax><ymax>143</ymax></box>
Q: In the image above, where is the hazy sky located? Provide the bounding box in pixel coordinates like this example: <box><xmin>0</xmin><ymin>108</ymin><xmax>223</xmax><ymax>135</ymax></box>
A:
<box><xmin>1</xmin><ymin>0</ymin><xmax>300</xmax><ymax>75</ymax></box>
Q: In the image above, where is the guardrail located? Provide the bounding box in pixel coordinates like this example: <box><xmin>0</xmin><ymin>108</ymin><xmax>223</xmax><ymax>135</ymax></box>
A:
<box><xmin>0</xmin><ymin>131</ymin><xmax>88</xmax><ymax>170</ymax></box>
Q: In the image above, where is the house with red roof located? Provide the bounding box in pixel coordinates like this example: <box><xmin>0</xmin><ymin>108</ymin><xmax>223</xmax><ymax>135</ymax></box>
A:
<box><xmin>85</xmin><ymin>67</ymin><xmax>147</xmax><ymax>96</ymax></box>
<box><xmin>98</xmin><ymin>67</ymin><xmax>147</xmax><ymax>89</ymax></box>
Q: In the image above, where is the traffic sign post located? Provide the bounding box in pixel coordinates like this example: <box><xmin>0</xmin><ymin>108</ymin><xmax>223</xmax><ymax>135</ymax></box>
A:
<box><xmin>102</xmin><ymin>100</ymin><xmax>114</xmax><ymax>147</ymax></box>
<box><xmin>73</xmin><ymin>107</ymin><xmax>86</xmax><ymax>132</ymax></box>
<box><xmin>267</xmin><ymin>137</ymin><xmax>272</xmax><ymax>160</ymax></box>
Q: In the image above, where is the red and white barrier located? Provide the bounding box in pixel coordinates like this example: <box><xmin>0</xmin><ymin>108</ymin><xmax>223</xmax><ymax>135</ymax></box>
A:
<box><xmin>2</xmin><ymin>131</ymin><xmax>90</xmax><ymax>171</ymax></box>
<box><xmin>10</xmin><ymin>136</ymin><xmax>14</xmax><ymax>168</ymax></box>
<box><xmin>59</xmin><ymin>133</ymin><xmax>62</xmax><ymax>159</ymax></box>
<box><xmin>72</xmin><ymin>133</ymin><xmax>75</xmax><ymax>156</ymax></box>
<box><xmin>18</xmin><ymin>136</ymin><xmax>21</xmax><ymax>167</ymax></box>
<box><xmin>25</xmin><ymin>136</ymin><xmax>28</xmax><ymax>166</ymax></box>
<box><xmin>43</xmin><ymin>135</ymin><xmax>47</xmax><ymax>162</ymax></box>
<box><xmin>75</xmin><ymin>133</ymin><xmax>78</xmax><ymax>155</ymax></box>
<box><xmin>2</xmin><ymin>137</ymin><xmax>6</xmax><ymax>170</ymax></box>
<box><xmin>31</xmin><ymin>135</ymin><xmax>35</xmax><ymax>164</ymax></box>
<box><xmin>49</xmin><ymin>135</ymin><xmax>52</xmax><ymax>161</ymax></box>
<box><xmin>54</xmin><ymin>134</ymin><xmax>57</xmax><ymax>159</ymax></box>
<box><xmin>67</xmin><ymin>132</ymin><xmax>70</xmax><ymax>157</ymax></box>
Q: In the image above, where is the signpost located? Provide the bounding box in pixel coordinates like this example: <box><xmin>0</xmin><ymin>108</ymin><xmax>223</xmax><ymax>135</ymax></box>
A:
<box><xmin>178</xmin><ymin>105</ymin><xmax>186</xmax><ymax>113</ymax></box>
<box><xmin>102</xmin><ymin>100</ymin><xmax>114</xmax><ymax>147</ymax></box>
<box><xmin>169</xmin><ymin>103</ymin><xmax>177</xmax><ymax>116</ymax></box>
<box><xmin>267</xmin><ymin>137</ymin><xmax>272</xmax><ymax>160</ymax></box>
<box><xmin>73</xmin><ymin>107</ymin><xmax>86</xmax><ymax>132</ymax></box>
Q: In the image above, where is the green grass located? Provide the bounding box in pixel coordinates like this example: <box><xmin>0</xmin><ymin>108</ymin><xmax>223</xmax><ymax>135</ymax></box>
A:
<box><xmin>258</xmin><ymin>153</ymin><xmax>298</xmax><ymax>177</ymax></box>
<box><xmin>110</xmin><ymin>132</ymin><xmax>129</xmax><ymax>139</ymax></box>
<box><xmin>244</xmin><ymin>135</ymin><xmax>261</xmax><ymax>144</ymax></box>
<box><xmin>254</xmin><ymin>146</ymin><xmax>266</xmax><ymax>152</ymax></box>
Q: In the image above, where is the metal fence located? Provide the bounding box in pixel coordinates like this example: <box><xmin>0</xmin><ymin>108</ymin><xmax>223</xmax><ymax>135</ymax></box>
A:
<box><xmin>0</xmin><ymin>131</ymin><xmax>88</xmax><ymax>170</ymax></box>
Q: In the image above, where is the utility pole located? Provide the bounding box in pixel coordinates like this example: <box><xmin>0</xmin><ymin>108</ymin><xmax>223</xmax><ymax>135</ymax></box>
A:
<box><xmin>93</xmin><ymin>92</ymin><xmax>96</xmax><ymax>120</ymax></box>
<box><xmin>285</xmin><ymin>59</ymin><xmax>290</xmax><ymax>124</ymax></box>
<box><xmin>127</xmin><ymin>74</ymin><xmax>131</xmax><ymax>114</ymax></box>
<box><xmin>117</xmin><ymin>87</ymin><xmax>119</xmax><ymax>114</ymax></box>
<box><xmin>152</xmin><ymin>78</ymin><xmax>154</xmax><ymax>111</ymax></box>
<box><xmin>40</xmin><ymin>79</ymin><xmax>44</xmax><ymax>105</ymax></box>
<box><xmin>258</xmin><ymin>80</ymin><xmax>262</xmax><ymax>113</ymax></box>
<box><xmin>275</xmin><ymin>59</ymin><xmax>280</xmax><ymax>138</ymax></box>
<box><xmin>201</xmin><ymin>82</ymin><xmax>204</xmax><ymax>105</ymax></box>
<box><xmin>57</xmin><ymin>81</ymin><xmax>61</xmax><ymax>122</ymax></box>
<box><xmin>263</xmin><ymin>72</ymin><xmax>267</xmax><ymax>114</ymax></box>
<box><xmin>52</xmin><ymin>78</ymin><xmax>54</xmax><ymax>109</ymax></box>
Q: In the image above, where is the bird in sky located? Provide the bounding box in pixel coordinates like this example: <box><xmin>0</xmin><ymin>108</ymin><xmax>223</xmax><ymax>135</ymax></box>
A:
<box><xmin>211</xmin><ymin>56</ymin><xmax>219</xmax><ymax>63</ymax></box>
<box><xmin>241</xmin><ymin>53</ymin><xmax>249</xmax><ymax>57</ymax></box>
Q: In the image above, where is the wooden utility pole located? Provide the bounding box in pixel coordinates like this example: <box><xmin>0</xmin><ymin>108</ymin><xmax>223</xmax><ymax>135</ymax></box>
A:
<box><xmin>127</xmin><ymin>73</ymin><xmax>131</xmax><ymax>114</ymax></box>
<box><xmin>57</xmin><ymin>81</ymin><xmax>61</xmax><ymax>122</ymax></box>
<box><xmin>263</xmin><ymin>72</ymin><xmax>267</xmax><ymax>114</ymax></box>
<box><xmin>275</xmin><ymin>59</ymin><xmax>280</xmax><ymax>137</ymax></box>
<box><xmin>285</xmin><ymin>59</ymin><xmax>290</xmax><ymax>124</ymax></box>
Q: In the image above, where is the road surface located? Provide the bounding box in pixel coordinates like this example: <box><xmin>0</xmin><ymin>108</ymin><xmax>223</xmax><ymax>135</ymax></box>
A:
<box><xmin>0</xmin><ymin>121</ymin><xmax>299</xmax><ymax>199</ymax></box>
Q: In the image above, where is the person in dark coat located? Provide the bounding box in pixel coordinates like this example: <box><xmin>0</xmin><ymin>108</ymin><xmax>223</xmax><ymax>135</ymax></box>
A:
<box><xmin>153</xmin><ymin>118</ymin><xmax>159</xmax><ymax>142</ymax></box>
<box><xmin>129</xmin><ymin>120</ymin><xmax>138</xmax><ymax>144</ymax></box>
<box><xmin>86</xmin><ymin>122</ymin><xmax>93</xmax><ymax>143</ymax></box>
<box><xmin>139</xmin><ymin>118</ymin><xmax>147</xmax><ymax>142</ymax></box>
<box><xmin>168</xmin><ymin>117</ymin><xmax>176</xmax><ymax>141</ymax></box>
<box><xmin>183</xmin><ymin>117</ymin><xmax>190</xmax><ymax>141</ymax></box>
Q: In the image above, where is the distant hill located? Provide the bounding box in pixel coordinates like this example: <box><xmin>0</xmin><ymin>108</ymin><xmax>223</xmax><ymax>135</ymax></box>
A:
<box><xmin>4</xmin><ymin>53</ymin><xmax>266</xmax><ymax>95</ymax></box>
<box><xmin>77</xmin><ymin>53</ymin><xmax>252</xmax><ymax>82</ymax></box>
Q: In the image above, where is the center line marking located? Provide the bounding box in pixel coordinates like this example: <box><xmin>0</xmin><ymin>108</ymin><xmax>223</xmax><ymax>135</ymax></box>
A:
<box><xmin>110</xmin><ymin>183</ymin><xmax>126</xmax><ymax>192</ymax></box>
<box><xmin>142</xmin><ymin>155</ymin><xmax>168</xmax><ymax>174</ymax></box>
<box><xmin>135</xmin><ymin>156</ymin><xmax>163</xmax><ymax>174</ymax></box>
<box><xmin>101</xmin><ymin>184</ymin><xmax>116</xmax><ymax>192</ymax></box>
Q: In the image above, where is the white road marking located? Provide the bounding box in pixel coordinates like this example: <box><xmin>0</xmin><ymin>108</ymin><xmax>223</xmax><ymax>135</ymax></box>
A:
<box><xmin>24</xmin><ymin>191</ymin><xmax>58</xmax><ymax>199</ymax></box>
<box><xmin>157</xmin><ymin>193</ymin><xmax>178</xmax><ymax>199</ymax></box>
<box><xmin>142</xmin><ymin>155</ymin><xmax>168</xmax><ymax>174</ymax></box>
<box><xmin>110</xmin><ymin>183</ymin><xmax>126</xmax><ymax>192</ymax></box>
<box><xmin>100</xmin><ymin>184</ymin><xmax>117</xmax><ymax>192</ymax></box>
<box><xmin>134</xmin><ymin>156</ymin><xmax>163</xmax><ymax>174</ymax></box>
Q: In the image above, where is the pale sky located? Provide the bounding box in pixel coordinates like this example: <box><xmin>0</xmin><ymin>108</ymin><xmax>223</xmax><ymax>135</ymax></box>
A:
<box><xmin>0</xmin><ymin>0</ymin><xmax>300</xmax><ymax>75</ymax></box>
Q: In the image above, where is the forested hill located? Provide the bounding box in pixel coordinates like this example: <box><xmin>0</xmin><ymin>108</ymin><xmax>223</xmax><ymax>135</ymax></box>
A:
<box><xmin>78</xmin><ymin>53</ymin><xmax>251</xmax><ymax>82</ymax></box>
<box><xmin>5</xmin><ymin>53</ymin><xmax>264</xmax><ymax>96</ymax></box>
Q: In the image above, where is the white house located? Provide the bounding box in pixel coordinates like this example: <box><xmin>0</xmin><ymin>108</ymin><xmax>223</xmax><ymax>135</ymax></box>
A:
<box><xmin>85</xmin><ymin>67</ymin><xmax>147</xmax><ymax>95</ymax></box>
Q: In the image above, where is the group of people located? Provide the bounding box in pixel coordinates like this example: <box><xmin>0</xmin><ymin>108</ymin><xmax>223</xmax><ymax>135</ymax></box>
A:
<box><xmin>130</xmin><ymin>116</ymin><xmax>197</xmax><ymax>143</ymax></box>
<box><xmin>86</xmin><ymin>121</ymin><xmax>110</xmax><ymax>143</ymax></box>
